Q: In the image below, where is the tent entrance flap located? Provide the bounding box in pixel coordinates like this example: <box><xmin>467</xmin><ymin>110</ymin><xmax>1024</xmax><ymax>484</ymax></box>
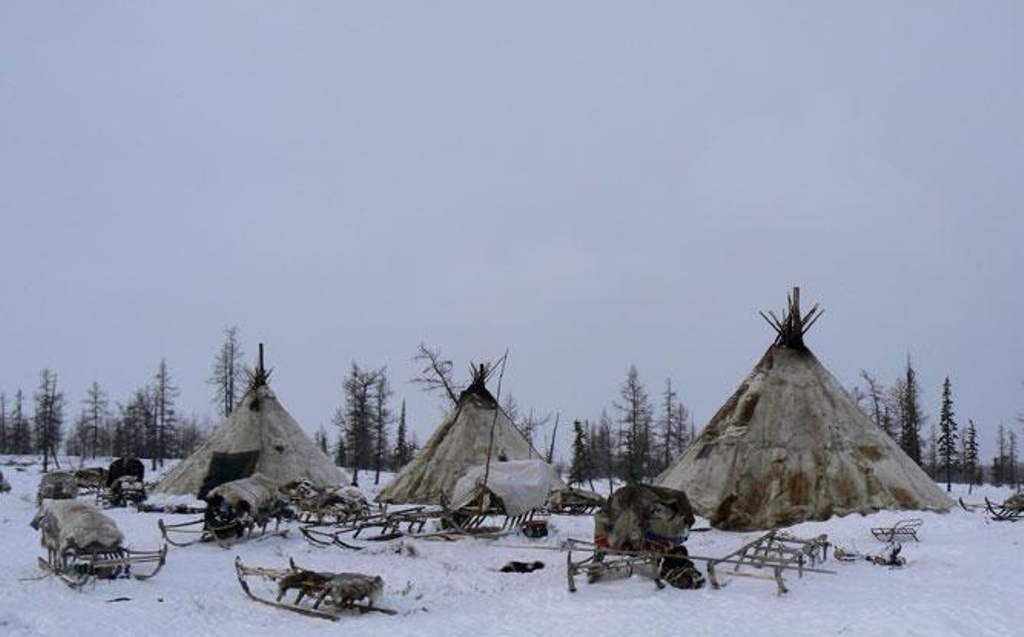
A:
<box><xmin>199</xmin><ymin>450</ymin><xmax>260</xmax><ymax>499</ymax></box>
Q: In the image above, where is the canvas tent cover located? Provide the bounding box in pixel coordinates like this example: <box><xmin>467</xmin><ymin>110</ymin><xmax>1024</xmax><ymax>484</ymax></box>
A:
<box><xmin>154</xmin><ymin>384</ymin><xmax>348</xmax><ymax>497</ymax></box>
<box><xmin>377</xmin><ymin>383</ymin><xmax>545</xmax><ymax>506</ymax></box>
<box><xmin>450</xmin><ymin>459</ymin><xmax>562</xmax><ymax>517</ymax></box>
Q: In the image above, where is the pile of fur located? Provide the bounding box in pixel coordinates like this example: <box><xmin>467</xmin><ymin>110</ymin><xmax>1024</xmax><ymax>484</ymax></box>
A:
<box><xmin>31</xmin><ymin>499</ymin><xmax>124</xmax><ymax>553</ymax></box>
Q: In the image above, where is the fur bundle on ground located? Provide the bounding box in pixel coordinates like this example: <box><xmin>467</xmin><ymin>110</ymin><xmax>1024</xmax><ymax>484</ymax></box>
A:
<box><xmin>499</xmin><ymin>560</ymin><xmax>545</xmax><ymax>573</ymax></box>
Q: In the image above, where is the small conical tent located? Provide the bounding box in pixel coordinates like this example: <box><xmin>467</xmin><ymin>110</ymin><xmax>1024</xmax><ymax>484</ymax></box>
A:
<box><xmin>377</xmin><ymin>364</ymin><xmax>550</xmax><ymax>506</ymax></box>
<box><xmin>154</xmin><ymin>346</ymin><xmax>348</xmax><ymax>497</ymax></box>
<box><xmin>656</xmin><ymin>288</ymin><xmax>952</xmax><ymax>531</ymax></box>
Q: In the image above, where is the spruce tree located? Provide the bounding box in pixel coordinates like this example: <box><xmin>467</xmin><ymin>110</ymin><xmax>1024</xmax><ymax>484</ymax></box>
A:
<box><xmin>961</xmin><ymin>419</ymin><xmax>979</xmax><ymax>492</ymax></box>
<box><xmin>334</xmin><ymin>362</ymin><xmax>380</xmax><ymax>486</ymax></box>
<box><xmin>9</xmin><ymin>390</ymin><xmax>31</xmax><ymax>454</ymax></box>
<box><xmin>393</xmin><ymin>400</ymin><xmax>414</xmax><ymax>469</ymax></box>
<box><xmin>937</xmin><ymin>376</ymin><xmax>959</xmax><ymax>491</ymax></box>
<box><xmin>569</xmin><ymin>419</ymin><xmax>592</xmax><ymax>487</ymax></box>
<box><xmin>895</xmin><ymin>357</ymin><xmax>924</xmax><ymax>465</ymax></box>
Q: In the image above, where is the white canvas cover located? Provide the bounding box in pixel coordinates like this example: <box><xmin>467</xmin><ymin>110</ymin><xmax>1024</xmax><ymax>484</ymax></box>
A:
<box><xmin>31</xmin><ymin>499</ymin><xmax>124</xmax><ymax>553</ymax></box>
<box><xmin>154</xmin><ymin>384</ymin><xmax>348</xmax><ymax>496</ymax></box>
<box><xmin>377</xmin><ymin>384</ymin><xmax>546</xmax><ymax>506</ymax></box>
<box><xmin>450</xmin><ymin>459</ymin><xmax>562</xmax><ymax>517</ymax></box>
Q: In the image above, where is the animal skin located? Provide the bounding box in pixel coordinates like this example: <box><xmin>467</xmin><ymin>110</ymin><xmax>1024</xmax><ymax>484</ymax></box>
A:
<box><xmin>499</xmin><ymin>560</ymin><xmax>545</xmax><ymax>573</ymax></box>
<box><xmin>596</xmin><ymin>484</ymin><xmax>695</xmax><ymax>552</ymax></box>
<box><xmin>276</xmin><ymin>570</ymin><xmax>334</xmax><ymax>604</ymax></box>
<box><xmin>275</xmin><ymin>569</ymin><xmax>383</xmax><ymax>609</ymax></box>
<box><xmin>328</xmin><ymin>573</ymin><xmax>384</xmax><ymax>608</ymax></box>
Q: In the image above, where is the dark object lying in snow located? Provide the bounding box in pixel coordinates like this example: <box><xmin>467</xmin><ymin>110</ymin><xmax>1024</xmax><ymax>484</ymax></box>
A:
<box><xmin>500</xmin><ymin>560</ymin><xmax>545</xmax><ymax>573</ymax></box>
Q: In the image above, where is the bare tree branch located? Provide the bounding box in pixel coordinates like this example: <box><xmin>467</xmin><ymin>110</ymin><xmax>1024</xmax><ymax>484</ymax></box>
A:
<box><xmin>411</xmin><ymin>342</ymin><xmax>461</xmax><ymax>406</ymax></box>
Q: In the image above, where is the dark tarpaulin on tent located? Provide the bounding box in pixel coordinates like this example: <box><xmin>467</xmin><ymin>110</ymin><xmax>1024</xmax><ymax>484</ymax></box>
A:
<box><xmin>199</xmin><ymin>450</ymin><xmax>260</xmax><ymax>499</ymax></box>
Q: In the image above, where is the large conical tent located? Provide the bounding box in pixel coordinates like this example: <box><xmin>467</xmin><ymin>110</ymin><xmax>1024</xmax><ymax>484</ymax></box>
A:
<box><xmin>656</xmin><ymin>288</ymin><xmax>952</xmax><ymax>531</ymax></box>
<box><xmin>154</xmin><ymin>345</ymin><xmax>349</xmax><ymax>497</ymax></box>
<box><xmin>377</xmin><ymin>363</ymin><xmax>548</xmax><ymax>506</ymax></box>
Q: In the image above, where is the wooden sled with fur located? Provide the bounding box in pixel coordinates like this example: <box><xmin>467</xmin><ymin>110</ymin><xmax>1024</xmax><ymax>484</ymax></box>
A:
<box><xmin>565</xmin><ymin>539</ymin><xmax>707</xmax><ymax>592</ymax></box>
<box><xmin>33</xmin><ymin>500</ymin><xmax>166</xmax><ymax>589</ymax></box>
<box><xmin>234</xmin><ymin>557</ymin><xmax>396</xmax><ymax>620</ymax></box>
<box><xmin>984</xmin><ymin>497</ymin><xmax>1023</xmax><ymax>522</ymax></box>
<box><xmin>280</xmin><ymin>479</ymin><xmax>377</xmax><ymax>526</ymax></box>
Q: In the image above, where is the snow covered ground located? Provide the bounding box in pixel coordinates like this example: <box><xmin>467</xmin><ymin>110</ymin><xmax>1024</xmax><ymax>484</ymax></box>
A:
<box><xmin>1</xmin><ymin>456</ymin><xmax>1021</xmax><ymax>637</ymax></box>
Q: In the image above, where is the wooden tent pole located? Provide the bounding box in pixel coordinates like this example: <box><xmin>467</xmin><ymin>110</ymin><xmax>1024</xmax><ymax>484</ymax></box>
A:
<box><xmin>482</xmin><ymin>350</ymin><xmax>509</xmax><ymax>507</ymax></box>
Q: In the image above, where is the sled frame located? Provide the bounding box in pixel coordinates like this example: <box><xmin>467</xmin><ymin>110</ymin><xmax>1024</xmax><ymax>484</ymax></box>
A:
<box><xmin>565</xmin><ymin>539</ymin><xmax>670</xmax><ymax>592</ymax></box>
<box><xmin>234</xmin><ymin>557</ymin><xmax>396</xmax><ymax>619</ymax></box>
<box><xmin>705</xmin><ymin>530</ymin><xmax>832</xmax><ymax>595</ymax></box>
<box><xmin>39</xmin><ymin>543</ymin><xmax>167</xmax><ymax>589</ymax></box>
<box><xmin>870</xmin><ymin>518</ymin><xmax>922</xmax><ymax>542</ymax></box>
<box><xmin>158</xmin><ymin>513</ymin><xmax>284</xmax><ymax>547</ymax></box>
<box><xmin>984</xmin><ymin>498</ymin><xmax>1023</xmax><ymax>522</ymax></box>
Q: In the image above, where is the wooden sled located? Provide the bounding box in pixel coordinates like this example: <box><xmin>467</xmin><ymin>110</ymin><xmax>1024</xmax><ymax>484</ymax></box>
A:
<box><xmin>984</xmin><ymin>497</ymin><xmax>1023</xmax><ymax>522</ymax></box>
<box><xmin>39</xmin><ymin>543</ymin><xmax>167</xmax><ymax>589</ymax></box>
<box><xmin>870</xmin><ymin>518</ymin><xmax>922</xmax><ymax>542</ymax></box>
<box><xmin>704</xmin><ymin>530</ymin><xmax>833</xmax><ymax>596</ymax></box>
<box><xmin>565</xmin><ymin>539</ymin><xmax>706</xmax><ymax>592</ymax></box>
<box><xmin>33</xmin><ymin>499</ymin><xmax>167</xmax><ymax>588</ymax></box>
<box><xmin>281</xmin><ymin>480</ymin><xmax>376</xmax><ymax>525</ymax></box>
<box><xmin>545</xmin><ymin>487</ymin><xmax>606</xmax><ymax>515</ymax></box>
<box><xmin>299</xmin><ymin>505</ymin><xmax>445</xmax><ymax>549</ymax></box>
<box><xmin>158</xmin><ymin>512</ymin><xmax>287</xmax><ymax>548</ymax></box>
<box><xmin>234</xmin><ymin>557</ymin><xmax>396</xmax><ymax>620</ymax></box>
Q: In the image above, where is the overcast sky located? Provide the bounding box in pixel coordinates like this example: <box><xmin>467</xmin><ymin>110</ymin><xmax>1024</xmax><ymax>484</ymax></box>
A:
<box><xmin>2</xmin><ymin>3</ymin><xmax>1021</xmax><ymax>462</ymax></box>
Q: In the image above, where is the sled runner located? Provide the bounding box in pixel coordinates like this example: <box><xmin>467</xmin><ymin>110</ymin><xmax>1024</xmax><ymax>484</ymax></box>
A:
<box><xmin>870</xmin><ymin>518</ymin><xmax>922</xmax><ymax>542</ymax></box>
<box><xmin>958</xmin><ymin>497</ymin><xmax>984</xmax><ymax>512</ymax></box>
<box><xmin>234</xmin><ymin>557</ymin><xmax>396</xmax><ymax>619</ymax></box>
<box><xmin>32</xmin><ymin>499</ymin><xmax>167</xmax><ymax>588</ymax></box>
<box><xmin>984</xmin><ymin>496</ymin><xmax>1024</xmax><ymax>522</ymax></box>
